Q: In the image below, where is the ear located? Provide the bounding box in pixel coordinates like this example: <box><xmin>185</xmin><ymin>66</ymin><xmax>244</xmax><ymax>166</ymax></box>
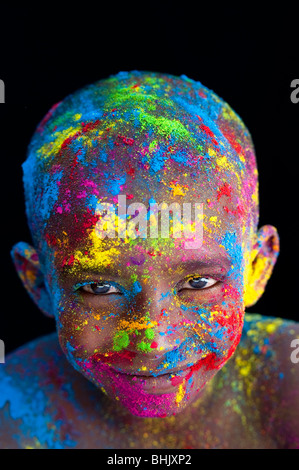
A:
<box><xmin>10</xmin><ymin>241</ymin><xmax>54</xmax><ymax>317</ymax></box>
<box><xmin>244</xmin><ymin>225</ymin><xmax>280</xmax><ymax>308</ymax></box>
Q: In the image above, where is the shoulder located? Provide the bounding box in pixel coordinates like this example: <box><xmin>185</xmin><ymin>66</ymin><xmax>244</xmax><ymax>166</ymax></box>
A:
<box><xmin>241</xmin><ymin>313</ymin><xmax>299</xmax><ymax>372</ymax></box>
<box><xmin>239</xmin><ymin>313</ymin><xmax>299</xmax><ymax>448</ymax></box>
<box><xmin>0</xmin><ymin>333</ymin><xmax>79</xmax><ymax>448</ymax></box>
<box><xmin>240</xmin><ymin>313</ymin><xmax>299</xmax><ymax>358</ymax></box>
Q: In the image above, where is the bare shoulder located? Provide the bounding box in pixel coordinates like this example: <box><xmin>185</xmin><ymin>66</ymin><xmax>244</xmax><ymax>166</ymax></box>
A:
<box><xmin>0</xmin><ymin>333</ymin><xmax>81</xmax><ymax>448</ymax></box>
<box><xmin>239</xmin><ymin>313</ymin><xmax>299</xmax><ymax>448</ymax></box>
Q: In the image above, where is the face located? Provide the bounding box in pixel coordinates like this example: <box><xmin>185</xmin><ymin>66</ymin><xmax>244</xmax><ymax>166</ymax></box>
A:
<box><xmin>39</xmin><ymin>145</ymin><xmax>254</xmax><ymax>419</ymax></box>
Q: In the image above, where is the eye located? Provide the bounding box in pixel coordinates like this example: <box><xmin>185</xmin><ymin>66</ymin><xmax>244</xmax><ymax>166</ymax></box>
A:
<box><xmin>80</xmin><ymin>281</ymin><xmax>121</xmax><ymax>295</ymax></box>
<box><xmin>178</xmin><ymin>276</ymin><xmax>218</xmax><ymax>291</ymax></box>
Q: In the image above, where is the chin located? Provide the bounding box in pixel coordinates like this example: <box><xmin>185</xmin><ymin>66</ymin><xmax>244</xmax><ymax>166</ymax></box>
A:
<box><xmin>117</xmin><ymin>391</ymin><xmax>192</xmax><ymax>418</ymax></box>
<box><xmin>113</xmin><ymin>377</ymin><xmax>207</xmax><ymax>418</ymax></box>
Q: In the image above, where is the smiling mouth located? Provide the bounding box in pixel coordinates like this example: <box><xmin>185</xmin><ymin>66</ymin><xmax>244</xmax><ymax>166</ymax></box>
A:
<box><xmin>110</xmin><ymin>366</ymin><xmax>187</xmax><ymax>378</ymax></box>
<box><xmin>88</xmin><ymin>352</ymin><xmax>217</xmax><ymax>396</ymax></box>
<box><xmin>91</xmin><ymin>350</ymin><xmax>196</xmax><ymax>377</ymax></box>
<box><xmin>107</xmin><ymin>353</ymin><xmax>209</xmax><ymax>378</ymax></box>
<box><xmin>107</xmin><ymin>365</ymin><xmax>191</xmax><ymax>394</ymax></box>
<box><xmin>90</xmin><ymin>350</ymin><xmax>216</xmax><ymax>396</ymax></box>
<box><xmin>101</xmin><ymin>354</ymin><xmax>214</xmax><ymax>395</ymax></box>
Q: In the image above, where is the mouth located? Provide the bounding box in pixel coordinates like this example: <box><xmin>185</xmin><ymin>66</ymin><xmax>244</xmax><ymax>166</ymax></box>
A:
<box><xmin>113</xmin><ymin>366</ymin><xmax>191</xmax><ymax>394</ymax></box>
<box><xmin>93</xmin><ymin>354</ymin><xmax>214</xmax><ymax>395</ymax></box>
<box><xmin>91</xmin><ymin>351</ymin><xmax>206</xmax><ymax>377</ymax></box>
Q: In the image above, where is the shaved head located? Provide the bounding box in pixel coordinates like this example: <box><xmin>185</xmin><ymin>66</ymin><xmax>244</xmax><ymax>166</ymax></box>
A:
<box><xmin>13</xmin><ymin>71</ymin><xmax>281</xmax><ymax>418</ymax></box>
<box><xmin>22</xmin><ymin>70</ymin><xmax>258</xmax><ymax>259</ymax></box>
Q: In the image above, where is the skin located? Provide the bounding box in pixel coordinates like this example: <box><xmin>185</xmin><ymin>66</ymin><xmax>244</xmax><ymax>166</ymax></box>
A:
<box><xmin>1</xmin><ymin>72</ymin><xmax>299</xmax><ymax>448</ymax></box>
<box><xmin>0</xmin><ymin>317</ymin><xmax>298</xmax><ymax>449</ymax></box>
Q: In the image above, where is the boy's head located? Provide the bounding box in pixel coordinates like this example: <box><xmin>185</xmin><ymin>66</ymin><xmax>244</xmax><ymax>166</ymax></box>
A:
<box><xmin>11</xmin><ymin>71</ymin><xmax>279</xmax><ymax>418</ymax></box>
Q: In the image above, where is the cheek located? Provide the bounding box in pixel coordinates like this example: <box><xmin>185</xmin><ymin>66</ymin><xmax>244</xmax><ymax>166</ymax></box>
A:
<box><xmin>188</xmin><ymin>286</ymin><xmax>244</xmax><ymax>368</ymax></box>
<box><xmin>55</xmin><ymin>294</ymin><xmax>122</xmax><ymax>363</ymax></box>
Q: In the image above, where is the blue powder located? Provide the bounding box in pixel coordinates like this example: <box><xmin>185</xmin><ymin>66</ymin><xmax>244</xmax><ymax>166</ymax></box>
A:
<box><xmin>103</xmin><ymin>172</ymin><xmax>126</xmax><ymax>195</ymax></box>
<box><xmin>132</xmin><ymin>281</ymin><xmax>142</xmax><ymax>295</ymax></box>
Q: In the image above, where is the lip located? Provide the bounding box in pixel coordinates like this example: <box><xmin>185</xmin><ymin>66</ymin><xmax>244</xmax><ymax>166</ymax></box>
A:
<box><xmin>109</xmin><ymin>363</ymin><xmax>191</xmax><ymax>378</ymax></box>
<box><xmin>100</xmin><ymin>355</ymin><xmax>212</xmax><ymax>395</ymax></box>
<box><xmin>109</xmin><ymin>366</ymin><xmax>190</xmax><ymax>394</ymax></box>
<box><xmin>94</xmin><ymin>355</ymin><xmax>205</xmax><ymax>378</ymax></box>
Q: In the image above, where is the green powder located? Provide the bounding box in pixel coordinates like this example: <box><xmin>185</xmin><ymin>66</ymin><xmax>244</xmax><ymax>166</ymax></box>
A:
<box><xmin>113</xmin><ymin>330</ymin><xmax>130</xmax><ymax>351</ymax></box>
<box><xmin>145</xmin><ymin>328</ymin><xmax>155</xmax><ymax>340</ymax></box>
<box><xmin>137</xmin><ymin>341</ymin><xmax>152</xmax><ymax>352</ymax></box>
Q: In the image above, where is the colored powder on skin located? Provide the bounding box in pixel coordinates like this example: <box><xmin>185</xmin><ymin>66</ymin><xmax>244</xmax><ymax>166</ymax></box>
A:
<box><xmin>92</xmin><ymin>350</ymin><xmax>136</xmax><ymax>365</ymax></box>
<box><xmin>118</xmin><ymin>318</ymin><xmax>157</xmax><ymax>331</ymax></box>
<box><xmin>13</xmin><ymin>70</ymin><xmax>282</xmax><ymax>434</ymax></box>
<box><xmin>136</xmin><ymin>341</ymin><xmax>152</xmax><ymax>352</ymax></box>
<box><xmin>113</xmin><ymin>331</ymin><xmax>130</xmax><ymax>351</ymax></box>
<box><xmin>65</xmin><ymin>232</ymin><xmax>121</xmax><ymax>274</ymax></box>
<box><xmin>175</xmin><ymin>383</ymin><xmax>185</xmax><ymax>404</ymax></box>
<box><xmin>145</xmin><ymin>328</ymin><xmax>155</xmax><ymax>340</ymax></box>
<box><xmin>23</xmin><ymin>70</ymin><xmax>259</xmax><ymax>249</ymax></box>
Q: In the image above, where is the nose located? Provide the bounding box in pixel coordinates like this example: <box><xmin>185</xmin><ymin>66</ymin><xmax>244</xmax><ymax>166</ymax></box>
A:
<box><xmin>125</xmin><ymin>283</ymin><xmax>181</xmax><ymax>359</ymax></box>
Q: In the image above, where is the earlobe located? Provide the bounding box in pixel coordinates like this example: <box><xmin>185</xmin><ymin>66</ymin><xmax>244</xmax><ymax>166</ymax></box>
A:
<box><xmin>244</xmin><ymin>225</ymin><xmax>280</xmax><ymax>308</ymax></box>
<box><xmin>10</xmin><ymin>241</ymin><xmax>54</xmax><ymax>318</ymax></box>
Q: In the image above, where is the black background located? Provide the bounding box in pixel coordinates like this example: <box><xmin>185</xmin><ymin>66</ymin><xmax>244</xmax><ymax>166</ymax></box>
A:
<box><xmin>0</xmin><ymin>5</ymin><xmax>298</xmax><ymax>354</ymax></box>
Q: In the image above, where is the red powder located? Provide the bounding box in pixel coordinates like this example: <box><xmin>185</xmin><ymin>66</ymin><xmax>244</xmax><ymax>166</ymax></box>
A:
<box><xmin>61</xmin><ymin>132</ymin><xmax>81</xmax><ymax>150</ymax></box>
<box><xmin>117</xmin><ymin>134</ymin><xmax>134</xmax><ymax>145</ymax></box>
<box><xmin>92</xmin><ymin>350</ymin><xmax>136</xmax><ymax>365</ymax></box>
<box><xmin>217</xmin><ymin>182</ymin><xmax>232</xmax><ymax>201</ymax></box>
<box><xmin>81</xmin><ymin>119</ymin><xmax>101</xmax><ymax>133</ymax></box>
<box><xmin>127</xmin><ymin>166</ymin><xmax>135</xmax><ymax>178</ymax></box>
<box><xmin>218</xmin><ymin>121</ymin><xmax>244</xmax><ymax>156</ymax></box>
<box><xmin>171</xmin><ymin>375</ymin><xmax>184</xmax><ymax>386</ymax></box>
<box><xmin>223</xmin><ymin>204</ymin><xmax>245</xmax><ymax>217</ymax></box>
<box><xmin>80</xmin><ymin>207</ymin><xmax>101</xmax><ymax>232</ymax></box>
<box><xmin>184</xmin><ymin>353</ymin><xmax>219</xmax><ymax>383</ymax></box>
<box><xmin>199</xmin><ymin>124</ymin><xmax>214</xmax><ymax>138</ymax></box>
<box><xmin>61</xmin><ymin>254</ymin><xmax>75</xmax><ymax>268</ymax></box>
<box><xmin>45</xmin><ymin>232</ymin><xmax>58</xmax><ymax>247</ymax></box>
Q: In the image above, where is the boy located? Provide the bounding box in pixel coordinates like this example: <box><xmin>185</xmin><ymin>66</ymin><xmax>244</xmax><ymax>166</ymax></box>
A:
<box><xmin>0</xmin><ymin>70</ymin><xmax>298</xmax><ymax>449</ymax></box>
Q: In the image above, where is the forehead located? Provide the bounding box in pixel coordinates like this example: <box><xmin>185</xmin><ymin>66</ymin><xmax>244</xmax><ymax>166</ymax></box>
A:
<box><xmin>44</xmin><ymin>132</ymin><xmax>247</xmax><ymax>220</ymax></box>
<box><xmin>42</xmin><ymin>145</ymin><xmax>249</xmax><ymax>279</ymax></box>
<box><xmin>27</xmin><ymin>73</ymin><xmax>258</xmax><ymax>261</ymax></box>
<box><xmin>33</xmin><ymin>78</ymin><xmax>254</xmax><ymax>269</ymax></box>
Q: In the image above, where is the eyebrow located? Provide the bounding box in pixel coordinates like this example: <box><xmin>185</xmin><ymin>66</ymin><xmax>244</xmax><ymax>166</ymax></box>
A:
<box><xmin>61</xmin><ymin>255</ymin><xmax>232</xmax><ymax>278</ymax></box>
<box><xmin>61</xmin><ymin>260</ymin><xmax>118</xmax><ymax>277</ymax></box>
<box><xmin>165</xmin><ymin>257</ymin><xmax>232</xmax><ymax>273</ymax></box>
